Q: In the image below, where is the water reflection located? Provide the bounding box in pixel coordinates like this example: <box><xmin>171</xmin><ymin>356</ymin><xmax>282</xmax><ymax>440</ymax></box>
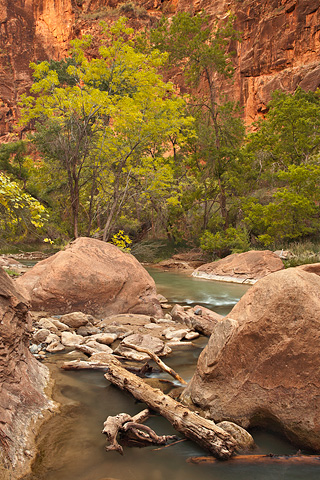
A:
<box><xmin>23</xmin><ymin>270</ymin><xmax>319</xmax><ymax>480</ymax></box>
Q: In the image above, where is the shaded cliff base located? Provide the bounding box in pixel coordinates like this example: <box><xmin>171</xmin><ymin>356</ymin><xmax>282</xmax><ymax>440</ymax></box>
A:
<box><xmin>0</xmin><ymin>369</ymin><xmax>57</xmax><ymax>480</ymax></box>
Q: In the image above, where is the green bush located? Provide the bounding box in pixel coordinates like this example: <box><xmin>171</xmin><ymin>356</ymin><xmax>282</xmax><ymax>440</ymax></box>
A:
<box><xmin>200</xmin><ymin>227</ymin><xmax>250</xmax><ymax>257</ymax></box>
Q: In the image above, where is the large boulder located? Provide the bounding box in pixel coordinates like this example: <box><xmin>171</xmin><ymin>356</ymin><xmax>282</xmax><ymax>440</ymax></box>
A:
<box><xmin>0</xmin><ymin>268</ymin><xmax>51</xmax><ymax>478</ymax></box>
<box><xmin>16</xmin><ymin>237</ymin><xmax>162</xmax><ymax>317</ymax></box>
<box><xmin>193</xmin><ymin>250</ymin><xmax>284</xmax><ymax>284</ymax></box>
<box><xmin>182</xmin><ymin>266</ymin><xmax>320</xmax><ymax>451</ymax></box>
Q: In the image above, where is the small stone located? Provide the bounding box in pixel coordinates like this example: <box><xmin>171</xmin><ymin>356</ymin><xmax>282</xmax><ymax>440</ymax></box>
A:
<box><xmin>33</xmin><ymin>328</ymin><xmax>50</xmax><ymax>343</ymax></box>
<box><xmin>89</xmin><ymin>333</ymin><xmax>118</xmax><ymax>345</ymax></box>
<box><xmin>164</xmin><ymin>329</ymin><xmax>189</xmax><ymax>341</ymax></box>
<box><xmin>29</xmin><ymin>344</ymin><xmax>40</xmax><ymax>354</ymax></box>
<box><xmin>194</xmin><ymin>308</ymin><xmax>202</xmax><ymax>315</ymax></box>
<box><xmin>45</xmin><ymin>333</ymin><xmax>60</xmax><ymax>344</ymax></box>
<box><xmin>50</xmin><ymin>318</ymin><xmax>71</xmax><ymax>331</ymax></box>
<box><xmin>77</xmin><ymin>325</ymin><xmax>101</xmax><ymax>336</ymax></box>
<box><xmin>144</xmin><ymin>323</ymin><xmax>162</xmax><ymax>330</ymax></box>
<box><xmin>85</xmin><ymin>340</ymin><xmax>113</xmax><ymax>354</ymax></box>
<box><xmin>46</xmin><ymin>341</ymin><xmax>65</xmax><ymax>353</ymax></box>
<box><xmin>60</xmin><ymin>312</ymin><xmax>92</xmax><ymax>329</ymax></box>
<box><xmin>185</xmin><ymin>331</ymin><xmax>200</xmax><ymax>340</ymax></box>
<box><xmin>37</xmin><ymin>318</ymin><xmax>58</xmax><ymax>333</ymax></box>
<box><xmin>164</xmin><ymin>313</ymin><xmax>172</xmax><ymax>320</ymax></box>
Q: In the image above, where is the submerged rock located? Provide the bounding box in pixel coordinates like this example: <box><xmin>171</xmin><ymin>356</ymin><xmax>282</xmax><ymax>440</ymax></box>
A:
<box><xmin>183</xmin><ymin>266</ymin><xmax>320</xmax><ymax>451</ymax></box>
<box><xmin>16</xmin><ymin>237</ymin><xmax>162</xmax><ymax>317</ymax></box>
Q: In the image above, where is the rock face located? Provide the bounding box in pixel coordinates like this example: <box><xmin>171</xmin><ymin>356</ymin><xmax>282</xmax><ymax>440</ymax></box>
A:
<box><xmin>16</xmin><ymin>237</ymin><xmax>162</xmax><ymax>317</ymax></box>
<box><xmin>183</xmin><ymin>266</ymin><xmax>320</xmax><ymax>451</ymax></box>
<box><xmin>193</xmin><ymin>250</ymin><xmax>284</xmax><ymax>284</ymax></box>
<box><xmin>0</xmin><ymin>267</ymin><xmax>51</xmax><ymax>478</ymax></box>
<box><xmin>1</xmin><ymin>0</ymin><xmax>320</xmax><ymax>137</ymax></box>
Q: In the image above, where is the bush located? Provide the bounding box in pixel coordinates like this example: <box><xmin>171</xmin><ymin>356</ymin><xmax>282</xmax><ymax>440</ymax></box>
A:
<box><xmin>200</xmin><ymin>227</ymin><xmax>250</xmax><ymax>257</ymax></box>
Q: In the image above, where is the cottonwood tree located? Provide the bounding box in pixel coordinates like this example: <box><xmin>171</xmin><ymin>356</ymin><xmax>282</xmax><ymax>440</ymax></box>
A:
<box><xmin>243</xmin><ymin>89</ymin><xmax>320</xmax><ymax>245</ymax></box>
<box><xmin>151</xmin><ymin>11</ymin><xmax>245</xmax><ymax>232</ymax></box>
<box><xmin>20</xmin><ymin>18</ymin><xmax>193</xmax><ymax>239</ymax></box>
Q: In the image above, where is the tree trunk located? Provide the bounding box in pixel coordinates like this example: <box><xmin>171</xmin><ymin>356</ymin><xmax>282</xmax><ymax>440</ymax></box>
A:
<box><xmin>104</xmin><ymin>359</ymin><xmax>236</xmax><ymax>459</ymax></box>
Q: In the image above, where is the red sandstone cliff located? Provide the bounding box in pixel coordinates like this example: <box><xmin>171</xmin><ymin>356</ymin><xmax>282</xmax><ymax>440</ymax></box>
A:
<box><xmin>0</xmin><ymin>0</ymin><xmax>319</xmax><ymax>136</ymax></box>
<box><xmin>0</xmin><ymin>267</ymin><xmax>52</xmax><ymax>478</ymax></box>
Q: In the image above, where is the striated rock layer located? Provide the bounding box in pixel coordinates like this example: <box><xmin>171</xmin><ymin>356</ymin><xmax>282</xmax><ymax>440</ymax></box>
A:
<box><xmin>1</xmin><ymin>0</ymin><xmax>320</xmax><ymax>136</ymax></box>
<box><xmin>0</xmin><ymin>267</ymin><xmax>52</xmax><ymax>478</ymax></box>
<box><xmin>182</xmin><ymin>266</ymin><xmax>320</xmax><ymax>451</ymax></box>
<box><xmin>16</xmin><ymin>237</ymin><xmax>162</xmax><ymax>317</ymax></box>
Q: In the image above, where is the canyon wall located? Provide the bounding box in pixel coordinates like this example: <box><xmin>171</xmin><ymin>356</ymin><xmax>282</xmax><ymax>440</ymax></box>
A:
<box><xmin>0</xmin><ymin>267</ymin><xmax>52</xmax><ymax>478</ymax></box>
<box><xmin>0</xmin><ymin>0</ymin><xmax>319</xmax><ymax>136</ymax></box>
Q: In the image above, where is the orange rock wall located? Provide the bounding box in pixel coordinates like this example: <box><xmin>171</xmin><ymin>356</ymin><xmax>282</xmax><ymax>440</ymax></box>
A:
<box><xmin>0</xmin><ymin>0</ymin><xmax>319</xmax><ymax>136</ymax></box>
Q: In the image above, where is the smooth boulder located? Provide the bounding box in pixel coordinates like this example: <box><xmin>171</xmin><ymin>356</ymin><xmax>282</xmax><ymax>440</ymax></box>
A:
<box><xmin>183</xmin><ymin>266</ymin><xmax>320</xmax><ymax>451</ymax></box>
<box><xmin>16</xmin><ymin>237</ymin><xmax>162</xmax><ymax>317</ymax></box>
<box><xmin>193</xmin><ymin>250</ymin><xmax>284</xmax><ymax>284</ymax></box>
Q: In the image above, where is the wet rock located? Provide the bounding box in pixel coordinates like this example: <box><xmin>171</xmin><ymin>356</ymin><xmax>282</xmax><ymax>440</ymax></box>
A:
<box><xmin>216</xmin><ymin>421</ymin><xmax>255</xmax><ymax>452</ymax></box>
<box><xmin>183</xmin><ymin>266</ymin><xmax>320</xmax><ymax>451</ymax></box>
<box><xmin>163</xmin><ymin>328</ymin><xmax>189</xmax><ymax>341</ymax></box>
<box><xmin>185</xmin><ymin>331</ymin><xmax>200</xmax><ymax>340</ymax></box>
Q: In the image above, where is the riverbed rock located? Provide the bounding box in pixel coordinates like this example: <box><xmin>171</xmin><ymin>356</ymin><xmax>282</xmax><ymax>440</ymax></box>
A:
<box><xmin>115</xmin><ymin>333</ymin><xmax>171</xmax><ymax>361</ymax></box>
<box><xmin>89</xmin><ymin>333</ymin><xmax>118</xmax><ymax>345</ymax></box>
<box><xmin>59</xmin><ymin>312</ymin><xmax>93</xmax><ymax>329</ymax></box>
<box><xmin>50</xmin><ymin>318</ymin><xmax>71</xmax><ymax>332</ymax></box>
<box><xmin>0</xmin><ymin>267</ymin><xmax>52</xmax><ymax>477</ymax></box>
<box><xmin>182</xmin><ymin>266</ymin><xmax>320</xmax><ymax>451</ymax></box>
<box><xmin>193</xmin><ymin>250</ymin><xmax>284</xmax><ymax>284</ymax></box>
<box><xmin>61</xmin><ymin>332</ymin><xmax>85</xmax><ymax>347</ymax></box>
<box><xmin>171</xmin><ymin>304</ymin><xmax>223</xmax><ymax>336</ymax></box>
<box><xmin>84</xmin><ymin>340</ymin><xmax>113</xmax><ymax>354</ymax></box>
<box><xmin>32</xmin><ymin>328</ymin><xmax>50</xmax><ymax>343</ymax></box>
<box><xmin>16</xmin><ymin>237</ymin><xmax>162</xmax><ymax>317</ymax></box>
<box><xmin>37</xmin><ymin>318</ymin><xmax>59</xmax><ymax>333</ymax></box>
<box><xmin>45</xmin><ymin>340</ymin><xmax>65</xmax><ymax>353</ymax></box>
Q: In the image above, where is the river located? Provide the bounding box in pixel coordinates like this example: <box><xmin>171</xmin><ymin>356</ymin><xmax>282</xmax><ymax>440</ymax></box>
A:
<box><xmin>23</xmin><ymin>268</ymin><xmax>319</xmax><ymax>480</ymax></box>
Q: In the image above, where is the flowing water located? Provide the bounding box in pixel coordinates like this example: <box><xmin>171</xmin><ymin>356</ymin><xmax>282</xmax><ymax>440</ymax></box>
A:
<box><xmin>23</xmin><ymin>269</ymin><xmax>319</xmax><ymax>480</ymax></box>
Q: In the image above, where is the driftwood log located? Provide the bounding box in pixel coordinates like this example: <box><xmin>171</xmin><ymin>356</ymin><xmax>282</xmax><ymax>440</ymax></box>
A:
<box><xmin>124</xmin><ymin>343</ymin><xmax>187</xmax><ymax>384</ymax></box>
<box><xmin>103</xmin><ymin>358</ymin><xmax>236</xmax><ymax>459</ymax></box>
<box><xmin>102</xmin><ymin>409</ymin><xmax>178</xmax><ymax>454</ymax></box>
<box><xmin>188</xmin><ymin>454</ymin><xmax>320</xmax><ymax>465</ymax></box>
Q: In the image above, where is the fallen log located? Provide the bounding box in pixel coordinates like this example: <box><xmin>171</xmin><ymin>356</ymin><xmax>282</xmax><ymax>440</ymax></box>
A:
<box><xmin>187</xmin><ymin>454</ymin><xmax>320</xmax><ymax>465</ymax></box>
<box><xmin>104</xmin><ymin>359</ymin><xmax>236</xmax><ymax>459</ymax></box>
<box><xmin>61</xmin><ymin>359</ymin><xmax>154</xmax><ymax>376</ymax></box>
<box><xmin>124</xmin><ymin>342</ymin><xmax>187</xmax><ymax>385</ymax></box>
<box><xmin>102</xmin><ymin>409</ymin><xmax>177</xmax><ymax>453</ymax></box>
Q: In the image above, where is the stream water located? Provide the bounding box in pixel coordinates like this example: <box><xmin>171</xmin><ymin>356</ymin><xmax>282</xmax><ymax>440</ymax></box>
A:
<box><xmin>23</xmin><ymin>269</ymin><xmax>319</xmax><ymax>480</ymax></box>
